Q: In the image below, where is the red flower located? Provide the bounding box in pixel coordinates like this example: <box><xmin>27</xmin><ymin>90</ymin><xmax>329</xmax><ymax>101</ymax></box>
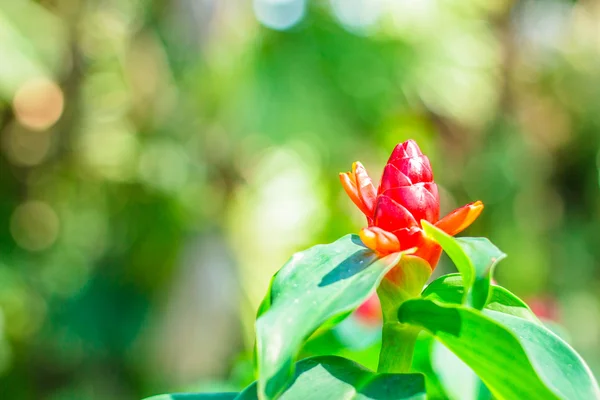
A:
<box><xmin>354</xmin><ymin>293</ymin><xmax>382</xmax><ymax>326</ymax></box>
<box><xmin>340</xmin><ymin>140</ymin><xmax>483</xmax><ymax>269</ymax></box>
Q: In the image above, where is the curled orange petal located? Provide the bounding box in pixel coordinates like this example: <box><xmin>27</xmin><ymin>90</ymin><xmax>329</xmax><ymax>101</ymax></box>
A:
<box><xmin>359</xmin><ymin>226</ymin><xmax>401</xmax><ymax>255</ymax></box>
<box><xmin>435</xmin><ymin>200</ymin><xmax>484</xmax><ymax>236</ymax></box>
<box><xmin>340</xmin><ymin>171</ymin><xmax>371</xmax><ymax>216</ymax></box>
<box><xmin>352</xmin><ymin>162</ymin><xmax>376</xmax><ymax>216</ymax></box>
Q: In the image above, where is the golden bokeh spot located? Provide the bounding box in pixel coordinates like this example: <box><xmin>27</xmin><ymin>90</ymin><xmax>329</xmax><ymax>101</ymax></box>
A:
<box><xmin>12</xmin><ymin>77</ymin><xmax>65</xmax><ymax>131</ymax></box>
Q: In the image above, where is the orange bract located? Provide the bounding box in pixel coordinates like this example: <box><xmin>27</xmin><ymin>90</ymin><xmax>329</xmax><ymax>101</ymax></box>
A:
<box><xmin>435</xmin><ymin>201</ymin><xmax>484</xmax><ymax>236</ymax></box>
<box><xmin>359</xmin><ymin>227</ymin><xmax>400</xmax><ymax>254</ymax></box>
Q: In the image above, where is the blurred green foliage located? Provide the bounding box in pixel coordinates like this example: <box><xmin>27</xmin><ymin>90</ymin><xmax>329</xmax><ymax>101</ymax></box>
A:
<box><xmin>0</xmin><ymin>0</ymin><xmax>599</xmax><ymax>398</ymax></box>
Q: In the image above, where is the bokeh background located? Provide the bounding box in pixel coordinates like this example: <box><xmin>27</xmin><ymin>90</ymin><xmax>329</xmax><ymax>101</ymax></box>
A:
<box><xmin>1</xmin><ymin>0</ymin><xmax>600</xmax><ymax>398</ymax></box>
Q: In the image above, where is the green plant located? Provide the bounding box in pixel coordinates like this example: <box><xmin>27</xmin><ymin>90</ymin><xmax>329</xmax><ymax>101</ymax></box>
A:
<box><xmin>146</xmin><ymin>141</ymin><xmax>600</xmax><ymax>400</ymax></box>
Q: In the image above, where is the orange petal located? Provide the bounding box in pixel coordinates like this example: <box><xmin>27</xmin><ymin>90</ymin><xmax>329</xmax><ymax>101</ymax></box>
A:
<box><xmin>340</xmin><ymin>172</ymin><xmax>371</xmax><ymax>216</ymax></box>
<box><xmin>359</xmin><ymin>227</ymin><xmax>401</xmax><ymax>254</ymax></box>
<box><xmin>435</xmin><ymin>200</ymin><xmax>484</xmax><ymax>236</ymax></box>
<box><xmin>352</xmin><ymin>162</ymin><xmax>376</xmax><ymax>216</ymax></box>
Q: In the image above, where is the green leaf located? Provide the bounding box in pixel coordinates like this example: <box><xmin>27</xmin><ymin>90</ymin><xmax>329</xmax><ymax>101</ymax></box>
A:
<box><xmin>238</xmin><ymin>356</ymin><xmax>426</xmax><ymax>400</ymax></box>
<box><xmin>421</xmin><ymin>222</ymin><xmax>506</xmax><ymax>309</ymax></box>
<box><xmin>411</xmin><ymin>333</ymin><xmax>449</xmax><ymax>400</ymax></box>
<box><xmin>431</xmin><ymin>340</ymin><xmax>491</xmax><ymax>400</ymax></box>
<box><xmin>256</xmin><ymin>234</ymin><xmax>402</xmax><ymax>399</ymax></box>
<box><xmin>144</xmin><ymin>394</ymin><xmax>238</xmax><ymax>400</ymax></box>
<box><xmin>398</xmin><ymin>298</ymin><xmax>600</xmax><ymax>400</ymax></box>
<box><xmin>300</xmin><ymin>327</ymin><xmax>382</xmax><ymax>372</ymax></box>
<box><xmin>377</xmin><ymin>255</ymin><xmax>432</xmax><ymax>321</ymax></box>
<box><xmin>422</xmin><ymin>274</ymin><xmax>540</xmax><ymax>323</ymax></box>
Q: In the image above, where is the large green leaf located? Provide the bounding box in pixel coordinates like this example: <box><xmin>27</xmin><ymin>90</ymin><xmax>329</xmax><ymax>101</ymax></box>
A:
<box><xmin>398</xmin><ymin>298</ymin><xmax>600</xmax><ymax>400</ymax></box>
<box><xmin>422</xmin><ymin>222</ymin><xmax>505</xmax><ymax>309</ymax></box>
<box><xmin>238</xmin><ymin>356</ymin><xmax>426</xmax><ymax>400</ymax></box>
<box><xmin>422</xmin><ymin>274</ymin><xmax>540</xmax><ymax>323</ymax></box>
<box><xmin>256</xmin><ymin>235</ymin><xmax>402</xmax><ymax>399</ymax></box>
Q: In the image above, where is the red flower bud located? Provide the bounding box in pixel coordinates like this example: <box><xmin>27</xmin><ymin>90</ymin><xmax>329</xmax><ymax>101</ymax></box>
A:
<box><xmin>526</xmin><ymin>296</ymin><xmax>561</xmax><ymax>322</ymax></box>
<box><xmin>340</xmin><ymin>140</ymin><xmax>484</xmax><ymax>269</ymax></box>
<box><xmin>354</xmin><ymin>293</ymin><xmax>382</xmax><ymax>325</ymax></box>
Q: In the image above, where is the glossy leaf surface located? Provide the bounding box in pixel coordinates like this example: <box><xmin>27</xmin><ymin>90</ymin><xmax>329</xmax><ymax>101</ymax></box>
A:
<box><xmin>422</xmin><ymin>222</ymin><xmax>505</xmax><ymax>309</ymax></box>
<box><xmin>399</xmin><ymin>299</ymin><xmax>600</xmax><ymax>400</ymax></box>
<box><xmin>239</xmin><ymin>356</ymin><xmax>426</xmax><ymax>400</ymax></box>
<box><xmin>256</xmin><ymin>235</ymin><xmax>402</xmax><ymax>399</ymax></box>
<box><xmin>422</xmin><ymin>274</ymin><xmax>539</xmax><ymax>323</ymax></box>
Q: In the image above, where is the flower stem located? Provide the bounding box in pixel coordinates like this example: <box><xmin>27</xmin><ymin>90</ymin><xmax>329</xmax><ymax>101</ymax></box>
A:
<box><xmin>378</xmin><ymin>322</ymin><xmax>420</xmax><ymax>373</ymax></box>
<box><xmin>375</xmin><ymin>255</ymin><xmax>431</xmax><ymax>374</ymax></box>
